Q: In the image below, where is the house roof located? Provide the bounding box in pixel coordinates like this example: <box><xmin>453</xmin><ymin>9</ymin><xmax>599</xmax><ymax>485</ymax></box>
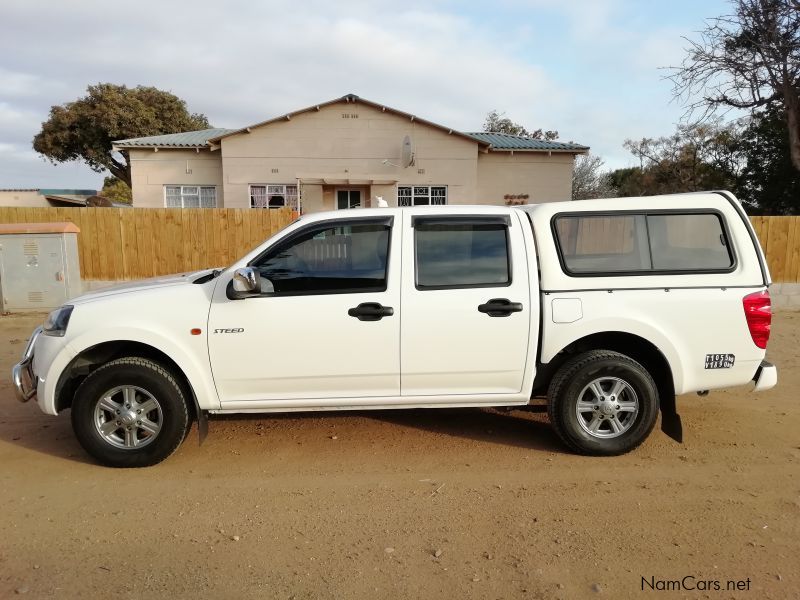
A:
<box><xmin>0</xmin><ymin>188</ymin><xmax>97</xmax><ymax>195</ymax></box>
<box><xmin>205</xmin><ymin>94</ymin><xmax>490</xmax><ymax>147</ymax></box>
<box><xmin>113</xmin><ymin>128</ymin><xmax>236</xmax><ymax>149</ymax></box>
<box><xmin>44</xmin><ymin>195</ymin><xmax>88</xmax><ymax>206</ymax></box>
<box><xmin>112</xmin><ymin>96</ymin><xmax>589</xmax><ymax>154</ymax></box>
<box><xmin>464</xmin><ymin>132</ymin><xmax>589</xmax><ymax>152</ymax></box>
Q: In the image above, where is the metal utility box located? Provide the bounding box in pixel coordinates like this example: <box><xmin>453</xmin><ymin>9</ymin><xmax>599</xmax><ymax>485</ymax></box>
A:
<box><xmin>0</xmin><ymin>222</ymin><xmax>81</xmax><ymax>312</ymax></box>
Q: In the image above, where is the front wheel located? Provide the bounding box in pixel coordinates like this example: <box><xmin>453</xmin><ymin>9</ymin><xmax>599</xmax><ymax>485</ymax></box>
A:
<box><xmin>71</xmin><ymin>357</ymin><xmax>189</xmax><ymax>467</ymax></box>
<box><xmin>547</xmin><ymin>350</ymin><xmax>659</xmax><ymax>456</ymax></box>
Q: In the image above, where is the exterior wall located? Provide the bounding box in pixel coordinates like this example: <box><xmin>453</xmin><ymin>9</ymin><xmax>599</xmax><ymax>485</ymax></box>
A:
<box><xmin>129</xmin><ymin>148</ymin><xmax>224</xmax><ymax>208</ymax></box>
<box><xmin>300</xmin><ymin>184</ymin><xmax>325</xmax><ymax>213</ymax></box>
<box><xmin>770</xmin><ymin>283</ymin><xmax>800</xmax><ymax>310</ymax></box>
<box><xmin>371</xmin><ymin>184</ymin><xmax>397</xmax><ymax>207</ymax></box>
<box><xmin>219</xmin><ymin>101</ymin><xmax>479</xmax><ymax>209</ymax></box>
<box><xmin>124</xmin><ymin>100</ymin><xmax>580</xmax><ymax>212</ymax></box>
<box><xmin>0</xmin><ymin>190</ymin><xmax>51</xmax><ymax>207</ymax></box>
<box><xmin>476</xmin><ymin>151</ymin><xmax>575</xmax><ymax>205</ymax></box>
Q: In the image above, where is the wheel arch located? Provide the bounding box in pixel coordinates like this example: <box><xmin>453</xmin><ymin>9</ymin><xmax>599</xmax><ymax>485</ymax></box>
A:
<box><xmin>55</xmin><ymin>340</ymin><xmax>200</xmax><ymax>418</ymax></box>
<box><xmin>535</xmin><ymin>331</ymin><xmax>676</xmax><ymax>403</ymax></box>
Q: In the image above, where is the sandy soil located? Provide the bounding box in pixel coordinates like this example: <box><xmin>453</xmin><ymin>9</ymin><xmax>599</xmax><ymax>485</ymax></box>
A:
<box><xmin>0</xmin><ymin>312</ymin><xmax>798</xmax><ymax>599</ymax></box>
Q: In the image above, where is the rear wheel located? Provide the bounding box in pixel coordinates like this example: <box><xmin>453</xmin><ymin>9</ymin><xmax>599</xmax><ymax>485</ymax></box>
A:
<box><xmin>71</xmin><ymin>357</ymin><xmax>189</xmax><ymax>467</ymax></box>
<box><xmin>547</xmin><ymin>350</ymin><xmax>659</xmax><ymax>456</ymax></box>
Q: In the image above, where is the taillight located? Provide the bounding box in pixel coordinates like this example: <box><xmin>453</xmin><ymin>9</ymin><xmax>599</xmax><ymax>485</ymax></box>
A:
<box><xmin>742</xmin><ymin>290</ymin><xmax>771</xmax><ymax>349</ymax></box>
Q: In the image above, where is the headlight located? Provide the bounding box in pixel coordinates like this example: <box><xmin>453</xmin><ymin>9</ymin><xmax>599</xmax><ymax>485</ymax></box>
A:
<box><xmin>43</xmin><ymin>305</ymin><xmax>74</xmax><ymax>337</ymax></box>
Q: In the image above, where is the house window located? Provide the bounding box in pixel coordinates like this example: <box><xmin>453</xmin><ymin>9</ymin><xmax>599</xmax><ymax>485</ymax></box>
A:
<box><xmin>165</xmin><ymin>186</ymin><xmax>216</xmax><ymax>208</ymax></box>
<box><xmin>398</xmin><ymin>185</ymin><xmax>447</xmax><ymax>206</ymax></box>
<box><xmin>250</xmin><ymin>184</ymin><xmax>298</xmax><ymax>209</ymax></box>
<box><xmin>337</xmin><ymin>189</ymin><xmax>362</xmax><ymax>209</ymax></box>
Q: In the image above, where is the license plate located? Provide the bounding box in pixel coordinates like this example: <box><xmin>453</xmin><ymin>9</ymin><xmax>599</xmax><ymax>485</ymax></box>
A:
<box><xmin>705</xmin><ymin>354</ymin><xmax>735</xmax><ymax>369</ymax></box>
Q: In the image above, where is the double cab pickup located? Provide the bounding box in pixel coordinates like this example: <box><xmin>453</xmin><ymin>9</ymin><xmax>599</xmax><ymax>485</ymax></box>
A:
<box><xmin>13</xmin><ymin>191</ymin><xmax>776</xmax><ymax>467</ymax></box>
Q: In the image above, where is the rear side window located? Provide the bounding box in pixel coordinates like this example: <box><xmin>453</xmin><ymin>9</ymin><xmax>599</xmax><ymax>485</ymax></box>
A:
<box><xmin>554</xmin><ymin>215</ymin><xmax>651</xmax><ymax>273</ymax></box>
<box><xmin>648</xmin><ymin>214</ymin><xmax>733</xmax><ymax>270</ymax></box>
<box><xmin>553</xmin><ymin>212</ymin><xmax>734</xmax><ymax>276</ymax></box>
<box><xmin>415</xmin><ymin>221</ymin><xmax>510</xmax><ymax>289</ymax></box>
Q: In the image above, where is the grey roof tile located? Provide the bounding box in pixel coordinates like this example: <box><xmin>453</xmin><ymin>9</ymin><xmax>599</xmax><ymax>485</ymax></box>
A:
<box><xmin>113</xmin><ymin>128</ymin><xmax>236</xmax><ymax>148</ymax></box>
<box><xmin>464</xmin><ymin>132</ymin><xmax>589</xmax><ymax>151</ymax></box>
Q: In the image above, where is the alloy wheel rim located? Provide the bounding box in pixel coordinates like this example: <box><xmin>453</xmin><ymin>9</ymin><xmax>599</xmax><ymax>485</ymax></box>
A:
<box><xmin>575</xmin><ymin>376</ymin><xmax>639</xmax><ymax>439</ymax></box>
<box><xmin>93</xmin><ymin>385</ymin><xmax>163</xmax><ymax>449</ymax></box>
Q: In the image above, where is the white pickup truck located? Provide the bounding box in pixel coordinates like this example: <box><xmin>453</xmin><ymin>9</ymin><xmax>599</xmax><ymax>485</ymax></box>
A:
<box><xmin>13</xmin><ymin>191</ymin><xmax>776</xmax><ymax>467</ymax></box>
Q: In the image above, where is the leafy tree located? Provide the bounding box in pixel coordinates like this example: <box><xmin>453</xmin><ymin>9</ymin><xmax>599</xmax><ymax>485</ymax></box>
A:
<box><xmin>738</xmin><ymin>104</ymin><xmax>800</xmax><ymax>213</ymax></box>
<box><xmin>607</xmin><ymin>167</ymin><xmax>647</xmax><ymax>198</ymax></box>
<box><xmin>99</xmin><ymin>175</ymin><xmax>133</xmax><ymax>204</ymax></box>
<box><xmin>33</xmin><ymin>84</ymin><xmax>210</xmax><ymax>187</ymax></box>
<box><xmin>618</xmin><ymin>121</ymin><xmax>742</xmax><ymax>196</ymax></box>
<box><xmin>572</xmin><ymin>154</ymin><xmax>617</xmax><ymax>199</ymax></box>
<box><xmin>669</xmin><ymin>0</ymin><xmax>800</xmax><ymax>171</ymax></box>
<box><xmin>614</xmin><ymin>113</ymin><xmax>800</xmax><ymax>213</ymax></box>
<box><xmin>483</xmin><ymin>110</ymin><xmax>558</xmax><ymax>140</ymax></box>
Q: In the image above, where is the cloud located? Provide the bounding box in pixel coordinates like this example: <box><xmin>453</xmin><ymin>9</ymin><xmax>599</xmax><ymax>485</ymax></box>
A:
<box><xmin>0</xmin><ymin>145</ymin><xmax>103</xmax><ymax>189</ymax></box>
<box><xmin>0</xmin><ymin>0</ymin><xmax>729</xmax><ymax>184</ymax></box>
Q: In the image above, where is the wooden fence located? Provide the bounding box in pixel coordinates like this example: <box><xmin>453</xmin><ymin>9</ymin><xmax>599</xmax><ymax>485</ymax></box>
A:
<box><xmin>0</xmin><ymin>207</ymin><xmax>799</xmax><ymax>282</ymax></box>
<box><xmin>0</xmin><ymin>207</ymin><xmax>295</xmax><ymax>280</ymax></box>
<box><xmin>749</xmin><ymin>216</ymin><xmax>799</xmax><ymax>283</ymax></box>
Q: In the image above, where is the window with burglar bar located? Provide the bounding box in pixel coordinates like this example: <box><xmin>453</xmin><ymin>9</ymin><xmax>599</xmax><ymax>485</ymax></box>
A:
<box><xmin>164</xmin><ymin>186</ymin><xmax>217</xmax><ymax>208</ymax></box>
<box><xmin>250</xmin><ymin>184</ymin><xmax>298</xmax><ymax>209</ymax></box>
<box><xmin>398</xmin><ymin>185</ymin><xmax>447</xmax><ymax>206</ymax></box>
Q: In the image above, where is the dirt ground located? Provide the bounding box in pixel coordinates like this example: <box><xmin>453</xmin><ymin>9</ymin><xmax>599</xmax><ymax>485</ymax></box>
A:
<box><xmin>0</xmin><ymin>313</ymin><xmax>798</xmax><ymax>600</ymax></box>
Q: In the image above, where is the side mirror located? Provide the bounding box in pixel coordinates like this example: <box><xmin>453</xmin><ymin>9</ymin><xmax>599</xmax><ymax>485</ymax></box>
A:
<box><xmin>229</xmin><ymin>267</ymin><xmax>261</xmax><ymax>299</ymax></box>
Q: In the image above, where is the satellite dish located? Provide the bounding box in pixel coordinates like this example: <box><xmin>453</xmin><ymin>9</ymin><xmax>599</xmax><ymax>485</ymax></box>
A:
<box><xmin>401</xmin><ymin>135</ymin><xmax>415</xmax><ymax>168</ymax></box>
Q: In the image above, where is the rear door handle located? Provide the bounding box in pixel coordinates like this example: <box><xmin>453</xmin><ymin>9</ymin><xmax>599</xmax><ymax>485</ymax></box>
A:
<box><xmin>348</xmin><ymin>302</ymin><xmax>394</xmax><ymax>321</ymax></box>
<box><xmin>478</xmin><ymin>298</ymin><xmax>523</xmax><ymax>317</ymax></box>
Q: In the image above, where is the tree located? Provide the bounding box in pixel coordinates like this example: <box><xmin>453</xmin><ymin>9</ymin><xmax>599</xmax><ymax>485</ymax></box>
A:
<box><xmin>572</xmin><ymin>153</ymin><xmax>618</xmax><ymax>199</ymax></box>
<box><xmin>618</xmin><ymin>121</ymin><xmax>742</xmax><ymax>196</ymax></box>
<box><xmin>33</xmin><ymin>84</ymin><xmax>210</xmax><ymax>187</ymax></box>
<box><xmin>738</xmin><ymin>104</ymin><xmax>800</xmax><ymax>213</ymax></box>
<box><xmin>99</xmin><ymin>175</ymin><xmax>133</xmax><ymax>204</ymax></box>
<box><xmin>607</xmin><ymin>167</ymin><xmax>647</xmax><ymax>198</ymax></box>
<box><xmin>669</xmin><ymin>0</ymin><xmax>800</xmax><ymax>170</ymax></box>
<box><xmin>483</xmin><ymin>110</ymin><xmax>558</xmax><ymax>140</ymax></box>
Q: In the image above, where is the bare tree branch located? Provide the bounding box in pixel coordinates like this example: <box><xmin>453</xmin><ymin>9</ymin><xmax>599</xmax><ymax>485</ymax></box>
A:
<box><xmin>667</xmin><ymin>0</ymin><xmax>800</xmax><ymax>170</ymax></box>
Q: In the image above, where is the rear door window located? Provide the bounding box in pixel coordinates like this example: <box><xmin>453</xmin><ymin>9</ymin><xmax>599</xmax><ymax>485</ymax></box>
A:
<box><xmin>415</xmin><ymin>219</ymin><xmax>510</xmax><ymax>289</ymax></box>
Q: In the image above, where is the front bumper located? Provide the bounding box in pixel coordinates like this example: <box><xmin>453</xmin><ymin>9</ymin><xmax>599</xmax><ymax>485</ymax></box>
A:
<box><xmin>752</xmin><ymin>360</ymin><xmax>777</xmax><ymax>392</ymax></box>
<box><xmin>12</xmin><ymin>326</ymin><xmax>42</xmax><ymax>402</ymax></box>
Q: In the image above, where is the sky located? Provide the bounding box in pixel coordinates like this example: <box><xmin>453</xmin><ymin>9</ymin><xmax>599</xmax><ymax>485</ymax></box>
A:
<box><xmin>0</xmin><ymin>0</ymin><xmax>734</xmax><ymax>190</ymax></box>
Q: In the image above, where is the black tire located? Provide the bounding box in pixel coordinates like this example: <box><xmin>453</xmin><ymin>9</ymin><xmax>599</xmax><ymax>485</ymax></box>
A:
<box><xmin>71</xmin><ymin>357</ymin><xmax>189</xmax><ymax>467</ymax></box>
<box><xmin>547</xmin><ymin>350</ymin><xmax>659</xmax><ymax>456</ymax></box>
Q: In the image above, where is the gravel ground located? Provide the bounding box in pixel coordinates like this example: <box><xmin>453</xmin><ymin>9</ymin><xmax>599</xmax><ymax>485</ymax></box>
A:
<box><xmin>0</xmin><ymin>311</ymin><xmax>798</xmax><ymax>599</ymax></box>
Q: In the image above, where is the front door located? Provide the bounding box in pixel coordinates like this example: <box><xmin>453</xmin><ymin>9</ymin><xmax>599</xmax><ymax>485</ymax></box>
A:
<box><xmin>399</xmin><ymin>210</ymin><xmax>534</xmax><ymax>396</ymax></box>
<box><xmin>337</xmin><ymin>189</ymin><xmax>362</xmax><ymax>210</ymax></box>
<box><xmin>208</xmin><ymin>216</ymin><xmax>399</xmax><ymax>405</ymax></box>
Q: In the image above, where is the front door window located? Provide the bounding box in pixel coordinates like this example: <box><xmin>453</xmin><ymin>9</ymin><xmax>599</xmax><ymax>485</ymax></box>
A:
<box><xmin>337</xmin><ymin>190</ymin><xmax>361</xmax><ymax>209</ymax></box>
<box><xmin>252</xmin><ymin>221</ymin><xmax>390</xmax><ymax>295</ymax></box>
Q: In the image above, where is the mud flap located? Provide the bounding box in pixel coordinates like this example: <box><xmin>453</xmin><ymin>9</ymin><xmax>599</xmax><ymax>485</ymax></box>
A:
<box><xmin>189</xmin><ymin>389</ymin><xmax>208</xmax><ymax>445</ymax></box>
<box><xmin>660</xmin><ymin>393</ymin><xmax>683</xmax><ymax>443</ymax></box>
<box><xmin>197</xmin><ymin>409</ymin><xmax>208</xmax><ymax>445</ymax></box>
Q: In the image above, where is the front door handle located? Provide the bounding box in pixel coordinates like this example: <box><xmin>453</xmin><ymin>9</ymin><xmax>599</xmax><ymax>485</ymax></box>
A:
<box><xmin>478</xmin><ymin>298</ymin><xmax>523</xmax><ymax>317</ymax></box>
<box><xmin>348</xmin><ymin>302</ymin><xmax>394</xmax><ymax>322</ymax></box>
